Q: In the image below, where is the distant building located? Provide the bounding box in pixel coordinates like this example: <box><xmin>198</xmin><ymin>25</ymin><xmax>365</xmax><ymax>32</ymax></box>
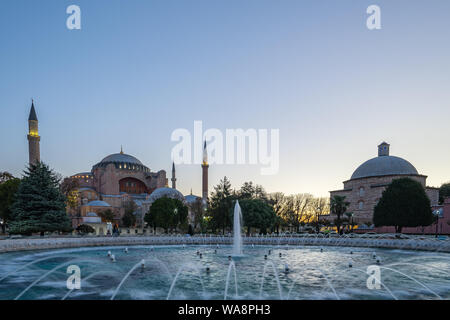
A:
<box><xmin>330</xmin><ymin>142</ymin><xmax>439</xmax><ymax>224</ymax></box>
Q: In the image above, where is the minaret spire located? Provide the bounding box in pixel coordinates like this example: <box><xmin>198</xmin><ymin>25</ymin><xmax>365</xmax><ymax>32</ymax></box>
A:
<box><xmin>171</xmin><ymin>161</ymin><xmax>176</xmax><ymax>189</ymax></box>
<box><xmin>120</xmin><ymin>145</ymin><xmax>124</xmax><ymax>154</ymax></box>
<box><xmin>27</xmin><ymin>99</ymin><xmax>40</xmax><ymax>165</ymax></box>
<box><xmin>202</xmin><ymin>140</ymin><xmax>208</xmax><ymax>165</ymax></box>
<box><xmin>201</xmin><ymin>141</ymin><xmax>209</xmax><ymax>205</ymax></box>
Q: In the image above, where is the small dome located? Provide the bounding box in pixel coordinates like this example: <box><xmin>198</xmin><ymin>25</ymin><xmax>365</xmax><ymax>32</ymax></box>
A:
<box><xmin>85</xmin><ymin>200</ymin><xmax>111</xmax><ymax>207</ymax></box>
<box><xmin>147</xmin><ymin>187</ymin><xmax>185</xmax><ymax>203</ymax></box>
<box><xmin>351</xmin><ymin>156</ymin><xmax>419</xmax><ymax>180</ymax></box>
<box><xmin>185</xmin><ymin>194</ymin><xmax>201</xmax><ymax>204</ymax></box>
<box><xmin>100</xmin><ymin>153</ymin><xmax>143</xmax><ymax>165</ymax></box>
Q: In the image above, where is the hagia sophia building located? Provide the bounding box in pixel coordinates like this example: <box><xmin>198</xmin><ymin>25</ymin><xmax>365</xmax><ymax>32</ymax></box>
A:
<box><xmin>27</xmin><ymin>102</ymin><xmax>208</xmax><ymax>232</ymax></box>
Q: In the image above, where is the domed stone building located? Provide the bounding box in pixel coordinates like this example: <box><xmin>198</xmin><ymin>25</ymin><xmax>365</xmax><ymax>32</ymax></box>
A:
<box><xmin>330</xmin><ymin>142</ymin><xmax>439</xmax><ymax>224</ymax></box>
<box><xmin>25</xmin><ymin>103</ymin><xmax>211</xmax><ymax>233</ymax></box>
<box><xmin>69</xmin><ymin>148</ymin><xmax>168</xmax><ymax>227</ymax></box>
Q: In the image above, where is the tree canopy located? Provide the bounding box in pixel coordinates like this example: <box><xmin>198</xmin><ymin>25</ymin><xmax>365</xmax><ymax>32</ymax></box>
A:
<box><xmin>207</xmin><ymin>176</ymin><xmax>234</xmax><ymax>233</ymax></box>
<box><xmin>97</xmin><ymin>209</ymin><xmax>115</xmax><ymax>223</ymax></box>
<box><xmin>144</xmin><ymin>197</ymin><xmax>188</xmax><ymax>233</ymax></box>
<box><xmin>374</xmin><ymin>178</ymin><xmax>433</xmax><ymax>233</ymax></box>
<box><xmin>330</xmin><ymin>195</ymin><xmax>349</xmax><ymax>234</ymax></box>
<box><xmin>60</xmin><ymin>177</ymin><xmax>80</xmax><ymax>209</ymax></box>
<box><xmin>239</xmin><ymin>198</ymin><xmax>276</xmax><ymax>235</ymax></box>
<box><xmin>439</xmin><ymin>182</ymin><xmax>450</xmax><ymax>204</ymax></box>
<box><xmin>0</xmin><ymin>176</ymin><xmax>21</xmax><ymax>232</ymax></box>
<box><xmin>122</xmin><ymin>200</ymin><xmax>137</xmax><ymax>227</ymax></box>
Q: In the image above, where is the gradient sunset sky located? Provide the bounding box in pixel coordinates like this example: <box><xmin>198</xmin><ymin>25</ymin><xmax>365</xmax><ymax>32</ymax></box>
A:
<box><xmin>1</xmin><ymin>0</ymin><xmax>449</xmax><ymax>197</ymax></box>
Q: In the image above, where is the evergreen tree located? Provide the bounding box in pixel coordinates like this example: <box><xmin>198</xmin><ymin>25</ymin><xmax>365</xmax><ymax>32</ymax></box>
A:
<box><xmin>9</xmin><ymin>162</ymin><xmax>72</xmax><ymax>235</ymax></box>
<box><xmin>0</xmin><ymin>176</ymin><xmax>21</xmax><ymax>233</ymax></box>
<box><xmin>374</xmin><ymin>178</ymin><xmax>433</xmax><ymax>233</ymax></box>
<box><xmin>208</xmin><ymin>176</ymin><xmax>234</xmax><ymax>234</ymax></box>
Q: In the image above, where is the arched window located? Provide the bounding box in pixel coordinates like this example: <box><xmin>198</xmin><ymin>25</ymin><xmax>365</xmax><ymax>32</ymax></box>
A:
<box><xmin>119</xmin><ymin>177</ymin><xmax>148</xmax><ymax>194</ymax></box>
<box><xmin>359</xmin><ymin>187</ymin><xmax>365</xmax><ymax>197</ymax></box>
<box><xmin>358</xmin><ymin>201</ymin><xmax>364</xmax><ymax>210</ymax></box>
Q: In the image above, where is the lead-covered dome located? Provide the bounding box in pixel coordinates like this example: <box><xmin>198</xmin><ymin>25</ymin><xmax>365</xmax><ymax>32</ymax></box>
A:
<box><xmin>100</xmin><ymin>153</ymin><xmax>143</xmax><ymax>165</ymax></box>
<box><xmin>350</xmin><ymin>142</ymin><xmax>419</xmax><ymax>180</ymax></box>
<box><xmin>92</xmin><ymin>149</ymin><xmax>150</xmax><ymax>172</ymax></box>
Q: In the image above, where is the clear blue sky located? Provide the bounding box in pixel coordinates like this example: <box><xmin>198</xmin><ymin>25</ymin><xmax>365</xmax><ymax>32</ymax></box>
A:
<box><xmin>1</xmin><ymin>0</ymin><xmax>449</xmax><ymax>197</ymax></box>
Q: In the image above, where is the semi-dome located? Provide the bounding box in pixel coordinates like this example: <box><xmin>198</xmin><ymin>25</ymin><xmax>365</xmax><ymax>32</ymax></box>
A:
<box><xmin>146</xmin><ymin>187</ymin><xmax>186</xmax><ymax>204</ymax></box>
<box><xmin>100</xmin><ymin>153</ymin><xmax>143</xmax><ymax>165</ymax></box>
<box><xmin>350</xmin><ymin>143</ymin><xmax>419</xmax><ymax>180</ymax></box>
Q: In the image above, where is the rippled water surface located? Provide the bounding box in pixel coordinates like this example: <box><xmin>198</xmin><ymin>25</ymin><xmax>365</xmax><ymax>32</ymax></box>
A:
<box><xmin>0</xmin><ymin>245</ymin><xmax>449</xmax><ymax>300</ymax></box>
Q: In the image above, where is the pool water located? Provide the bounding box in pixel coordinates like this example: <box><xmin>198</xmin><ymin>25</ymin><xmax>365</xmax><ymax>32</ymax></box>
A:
<box><xmin>0</xmin><ymin>245</ymin><xmax>449</xmax><ymax>300</ymax></box>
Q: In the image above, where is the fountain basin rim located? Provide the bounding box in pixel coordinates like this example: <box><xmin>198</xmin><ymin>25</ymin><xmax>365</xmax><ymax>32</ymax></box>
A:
<box><xmin>0</xmin><ymin>236</ymin><xmax>449</xmax><ymax>254</ymax></box>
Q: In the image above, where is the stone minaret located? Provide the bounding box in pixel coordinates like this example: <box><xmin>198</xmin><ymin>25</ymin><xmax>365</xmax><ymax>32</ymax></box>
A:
<box><xmin>27</xmin><ymin>100</ymin><xmax>40</xmax><ymax>165</ymax></box>
<box><xmin>171</xmin><ymin>162</ymin><xmax>176</xmax><ymax>189</ymax></box>
<box><xmin>201</xmin><ymin>141</ymin><xmax>209</xmax><ymax>203</ymax></box>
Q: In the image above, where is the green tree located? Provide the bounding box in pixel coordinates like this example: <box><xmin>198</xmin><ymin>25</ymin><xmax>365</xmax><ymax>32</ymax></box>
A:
<box><xmin>239</xmin><ymin>199</ymin><xmax>276</xmax><ymax>235</ymax></box>
<box><xmin>208</xmin><ymin>176</ymin><xmax>234</xmax><ymax>234</ymax></box>
<box><xmin>9</xmin><ymin>162</ymin><xmax>72</xmax><ymax>235</ymax></box>
<box><xmin>190</xmin><ymin>197</ymin><xmax>205</xmax><ymax>232</ymax></box>
<box><xmin>98</xmin><ymin>209</ymin><xmax>115</xmax><ymax>223</ymax></box>
<box><xmin>0</xmin><ymin>177</ymin><xmax>21</xmax><ymax>233</ymax></box>
<box><xmin>122</xmin><ymin>200</ymin><xmax>137</xmax><ymax>227</ymax></box>
<box><xmin>439</xmin><ymin>182</ymin><xmax>450</xmax><ymax>204</ymax></box>
<box><xmin>144</xmin><ymin>197</ymin><xmax>188</xmax><ymax>233</ymax></box>
<box><xmin>374</xmin><ymin>178</ymin><xmax>433</xmax><ymax>233</ymax></box>
<box><xmin>0</xmin><ymin>172</ymin><xmax>15</xmax><ymax>184</ymax></box>
<box><xmin>238</xmin><ymin>182</ymin><xmax>268</xmax><ymax>202</ymax></box>
<box><xmin>330</xmin><ymin>195</ymin><xmax>349</xmax><ymax>235</ymax></box>
<box><xmin>122</xmin><ymin>211</ymin><xmax>136</xmax><ymax>228</ymax></box>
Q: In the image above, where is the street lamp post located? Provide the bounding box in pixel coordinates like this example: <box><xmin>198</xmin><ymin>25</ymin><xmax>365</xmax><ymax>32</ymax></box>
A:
<box><xmin>345</xmin><ymin>212</ymin><xmax>354</xmax><ymax>233</ymax></box>
<box><xmin>433</xmin><ymin>209</ymin><xmax>442</xmax><ymax>239</ymax></box>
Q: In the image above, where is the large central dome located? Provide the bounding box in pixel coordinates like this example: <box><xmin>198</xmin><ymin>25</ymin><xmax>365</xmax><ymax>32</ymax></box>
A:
<box><xmin>350</xmin><ymin>142</ymin><xmax>419</xmax><ymax>180</ymax></box>
<box><xmin>100</xmin><ymin>153</ymin><xmax>143</xmax><ymax>165</ymax></box>
<box><xmin>92</xmin><ymin>149</ymin><xmax>149</xmax><ymax>172</ymax></box>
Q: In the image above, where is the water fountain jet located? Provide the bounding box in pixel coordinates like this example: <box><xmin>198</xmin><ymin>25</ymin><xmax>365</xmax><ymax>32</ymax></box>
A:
<box><xmin>232</xmin><ymin>200</ymin><xmax>243</xmax><ymax>256</ymax></box>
